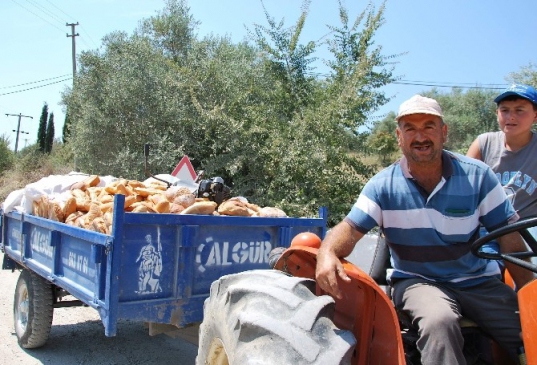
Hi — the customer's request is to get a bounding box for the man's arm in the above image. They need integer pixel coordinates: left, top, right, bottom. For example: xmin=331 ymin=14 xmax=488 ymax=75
xmin=497 ymin=232 xmax=535 ymax=289
xmin=316 ymin=220 xmax=365 ymax=299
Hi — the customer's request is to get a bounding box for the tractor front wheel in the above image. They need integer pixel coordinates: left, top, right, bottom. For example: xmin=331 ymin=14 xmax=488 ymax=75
xmin=196 ymin=270 xmax=356 ymax=365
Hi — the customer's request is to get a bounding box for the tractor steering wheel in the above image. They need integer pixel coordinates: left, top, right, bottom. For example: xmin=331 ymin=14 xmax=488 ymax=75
xmin=471 ymin=217 xmax=537 ymax=274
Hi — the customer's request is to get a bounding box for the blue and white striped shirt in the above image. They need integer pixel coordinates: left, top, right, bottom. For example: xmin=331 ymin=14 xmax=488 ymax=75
xmin=346 ymin=151 xmax=518 ymax=286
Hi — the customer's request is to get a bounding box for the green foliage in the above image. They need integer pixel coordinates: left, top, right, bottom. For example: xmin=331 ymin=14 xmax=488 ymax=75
xmin=62 ymin=110 xmax=71 ymax=144
xmin=421 ymin=88 xmax=498 ymax=153
xmin=0 ymin=142 xmax=74 ymax=204
xmin=249 ymin=0 xmax=316 ymax=120
xmin=366 ymin=111 xmax=398 ymax=164
xmin=63 ymin=0 xmax=397 ymax=225
xmin=367 ymin=131 xmax=398 ymax=165
xmin=37 ymin=103 xmax=48 ymax=153
xmin=138 ymin=0 xmax=199 ymax=65
xmin=324 ymin=0 xmax=398 ymax=129
xmin=0 ymin=134 xmax=14 ymax=173
xmin=45 ymin=113 xmax=54 ymax=154
xmin=506 ymin=62 xmax=537 ymax=87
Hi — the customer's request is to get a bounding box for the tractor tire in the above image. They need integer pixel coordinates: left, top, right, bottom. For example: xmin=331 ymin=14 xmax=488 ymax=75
xmin=13 ymin=269 xmax=54 ymax=349
xmin=196 ymin=270 xmax=356 ymax=365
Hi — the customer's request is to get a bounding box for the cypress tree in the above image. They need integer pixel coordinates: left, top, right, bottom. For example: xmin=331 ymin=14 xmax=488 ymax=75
xmin=45 ymin=112 xmax=55 ymax=153
xmin=37 ymin=103 xmax=48 ymax=153
xmin=62 ymin=110 xmax=71 ymax=143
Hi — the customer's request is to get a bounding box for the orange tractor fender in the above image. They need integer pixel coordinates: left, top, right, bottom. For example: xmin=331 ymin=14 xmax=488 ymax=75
xmin=274 ymin=233 xmax=406 ymax=365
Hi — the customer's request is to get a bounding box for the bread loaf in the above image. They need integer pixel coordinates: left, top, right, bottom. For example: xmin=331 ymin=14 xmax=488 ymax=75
xmin=83 ymin=175 xmax=100 ymax=187
xmin=181 ymin=201 xmax=217 ymax=215
xmin=154 ymin=200 xmax=170 ymax=213
xmin=62 ymin=197 xmax=77 ymax=217
xmin=173 ymin=193 xmax=196 ymax=208
xmin=217 ymin=200 xmax=251 ymax=216
xmin=258 ymin=207 xmax=287 ymax=218
xmin=48 ymin=201 xmax=64 ymax=222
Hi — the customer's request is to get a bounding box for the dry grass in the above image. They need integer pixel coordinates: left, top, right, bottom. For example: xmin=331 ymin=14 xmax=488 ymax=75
xmin=0 ymin=146 xmax=73 ymax=204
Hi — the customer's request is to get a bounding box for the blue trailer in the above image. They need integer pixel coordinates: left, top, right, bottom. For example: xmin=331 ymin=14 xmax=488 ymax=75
xmin=0 ymin=194 xmax=327 ymax=349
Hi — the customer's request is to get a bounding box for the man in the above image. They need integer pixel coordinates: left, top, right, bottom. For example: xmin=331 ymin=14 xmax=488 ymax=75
xmin=316 ymin=95 xmax=534 ymax=363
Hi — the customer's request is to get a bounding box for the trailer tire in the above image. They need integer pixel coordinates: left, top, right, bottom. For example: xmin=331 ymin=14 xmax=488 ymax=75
xmin=196 ymin=270 xmax=356 ymax=365
xmin=13 ymin=269 xmax=54 ymax=349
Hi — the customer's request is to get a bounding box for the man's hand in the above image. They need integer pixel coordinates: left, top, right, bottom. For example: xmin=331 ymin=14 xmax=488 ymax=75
xmin=316 ymin=249 xmax=350 ymax=299
xmin=315 ymin=221 xmax=363 ymax=299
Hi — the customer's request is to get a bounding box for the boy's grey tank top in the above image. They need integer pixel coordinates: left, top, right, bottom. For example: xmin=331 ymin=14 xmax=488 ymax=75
xmin=479 ymin=131 xmax=537 ymax=219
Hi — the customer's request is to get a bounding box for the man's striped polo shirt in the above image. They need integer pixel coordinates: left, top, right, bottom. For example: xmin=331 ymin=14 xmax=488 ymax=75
xmin=345 ymin=150 xmax=518 ymax=287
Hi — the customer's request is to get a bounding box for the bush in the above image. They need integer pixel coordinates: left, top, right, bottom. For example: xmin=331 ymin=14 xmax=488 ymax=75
xmin=0 ymin=143 xmax=74 ymax=204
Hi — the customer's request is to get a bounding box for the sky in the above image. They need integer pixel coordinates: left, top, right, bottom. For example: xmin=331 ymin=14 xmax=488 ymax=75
xmin=1 ymin=0 xmax=535 ymax=152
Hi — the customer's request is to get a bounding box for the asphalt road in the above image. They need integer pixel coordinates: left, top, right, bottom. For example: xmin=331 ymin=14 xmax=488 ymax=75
xmin=0 ymin=257 xmax=199 ymax=365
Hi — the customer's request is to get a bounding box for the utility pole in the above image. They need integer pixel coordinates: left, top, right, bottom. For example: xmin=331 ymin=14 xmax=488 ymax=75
xmin=66 ymin=22 xmax=79 ymax=83
xmin=6 ymin=113 xmax=33 ymax=153
xmin=66 ymin=22 xmax=79 ymax=171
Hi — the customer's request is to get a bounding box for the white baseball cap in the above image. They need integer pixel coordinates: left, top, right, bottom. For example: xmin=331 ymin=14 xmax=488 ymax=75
xmin=395 ymin=95 xmax=444 ymax=122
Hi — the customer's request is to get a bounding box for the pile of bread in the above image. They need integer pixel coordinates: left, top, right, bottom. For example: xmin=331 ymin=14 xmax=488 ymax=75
xmin=31 ymin=175 xmax=287 ymax=235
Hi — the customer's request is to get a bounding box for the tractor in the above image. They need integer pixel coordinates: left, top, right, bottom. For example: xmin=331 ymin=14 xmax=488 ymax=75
xmin=196 ymin=217 xmax=537 ymax=364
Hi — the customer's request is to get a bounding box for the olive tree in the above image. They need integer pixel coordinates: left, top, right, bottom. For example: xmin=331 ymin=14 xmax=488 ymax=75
xmin=63 ymin=0 xmax=397 ymax=224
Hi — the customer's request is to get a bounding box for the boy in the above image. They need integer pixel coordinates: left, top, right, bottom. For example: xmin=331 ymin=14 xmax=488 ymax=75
xmin=467 ymin=84 xmax=537 ymax=259
xmin=467 ymin=84 xmax=537 ymax=220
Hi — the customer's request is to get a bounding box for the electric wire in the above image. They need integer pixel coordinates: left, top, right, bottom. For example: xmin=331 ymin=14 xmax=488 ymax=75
xmin=42 ymin=0 xmax=99 ymax=48
xmin=393 ymin=81 xmax=507 ymax=90
xmin=25 ymin=0 xmax=66 ymax=26
xmin=0 ymin=75 xmax=72 ymax=90
xmin=303 ymin=71 xmax=508 ymax=89
xmin=0 ymin=78 xmax=72 ymax=96
xmin=44 ymin=0 xmax=76 ymax=21
xmin=10 ymin=0 xmax=64 ymax=33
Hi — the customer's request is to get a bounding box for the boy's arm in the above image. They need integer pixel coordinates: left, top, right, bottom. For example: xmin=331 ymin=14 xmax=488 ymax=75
xmin=466 ymin=138 xmax=482 ymax=160
xmin=497 ymin=233 xmax=535 ymax=289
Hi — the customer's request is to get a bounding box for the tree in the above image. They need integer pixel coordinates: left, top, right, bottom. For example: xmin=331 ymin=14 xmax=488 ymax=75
xmin=37 ymin=103 xmax=48 ymax=153
xmin=506 ymin=62 xmax=537 ymax=87
xmin=63 ymin=0 xmax=396 ymax=224
xmin=367 ymin=111 xmax=398 ymax=164
xmin=138 ymin=0 xmax=199 ymax=65
xmin=249 ymin=0 xmax=317 ymax=121
xmin=0 ymin=134 xmax=14 ymax=173
xmin=45 ymin=112 xmax=55 ymax=153
xmin=422 ymin=88 xmax=497 ymax=153
xmin=62 ymin=110 xmax=71 ymax=143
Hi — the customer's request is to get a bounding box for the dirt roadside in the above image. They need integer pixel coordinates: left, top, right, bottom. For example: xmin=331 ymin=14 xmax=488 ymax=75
xmin=0 ymin=256 xmax=198 ymax=365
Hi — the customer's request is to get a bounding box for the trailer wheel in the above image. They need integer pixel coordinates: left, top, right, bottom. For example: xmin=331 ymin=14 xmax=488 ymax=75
xmin=196 ymin=270 xmax=356 ymax=365
xmin=13 ymin=269 xmax=54 ymax=349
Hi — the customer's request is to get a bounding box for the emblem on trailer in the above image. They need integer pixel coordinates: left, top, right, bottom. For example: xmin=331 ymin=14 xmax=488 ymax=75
xmin=135 ymin=232 xmax=163 ymax=294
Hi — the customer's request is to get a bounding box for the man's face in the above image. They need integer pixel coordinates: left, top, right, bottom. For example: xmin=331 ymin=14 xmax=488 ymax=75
xmin=497 ymin=99 xmax=537 ymax=137
xmin=396 ymin=113 xmax=447 ymax=164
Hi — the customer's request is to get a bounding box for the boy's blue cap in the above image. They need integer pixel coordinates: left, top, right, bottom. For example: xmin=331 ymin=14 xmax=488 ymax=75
xmin=494 ymin=84 xmax=537 ymax=105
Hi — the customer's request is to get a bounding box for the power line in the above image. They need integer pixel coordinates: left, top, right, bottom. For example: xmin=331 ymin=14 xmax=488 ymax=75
xmin=42 ymin=0 xmax=99 ymax=49
xmin=0 ymin=75 xmax=72 ymax=90
xmin=304 ymin=71 xmax=509 ymax=89
xmin=10 ymin=0 xmax=64 ymax=33
xmin=392 ymin=81 xmax=507 ymax=90
xmin=79 ymin=24 xmax=100 ymax=49
xmin=0 ymin=78 xmax=72 ymax=96
xmin=25 ymin=0 xmax=66 ymax=25
xmin=305 ymin=71 xmax=509 ymax=90
xmin=5 ymin=113 xmax=33 ymax=153
xmin=396 ymin=79 xmax=507 ymax=87
xmin=44 ymin=0 xmax=76 ymax=21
